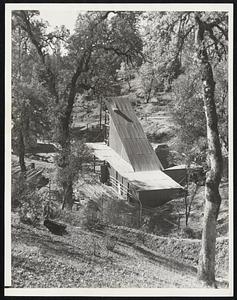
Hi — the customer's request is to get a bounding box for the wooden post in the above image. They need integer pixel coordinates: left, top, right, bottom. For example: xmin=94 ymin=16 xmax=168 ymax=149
xmin=104 ymin=110 xmax=107 ymax=125
xmin=137 ymin=196 xmax=142 ymax=228
xmin=99 ymin=97 xmax=102 ymax=130
xmin=93 ymin=155 xmax=96 ymax=173
xmin=101 ymin=197 xmax=103 ymax=221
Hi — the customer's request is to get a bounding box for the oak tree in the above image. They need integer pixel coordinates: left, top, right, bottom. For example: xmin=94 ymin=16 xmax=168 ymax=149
xmin=141 ymin=11 xmax=228 ymax=286
xmin=13 ymin=10 xmax=143 ymax=209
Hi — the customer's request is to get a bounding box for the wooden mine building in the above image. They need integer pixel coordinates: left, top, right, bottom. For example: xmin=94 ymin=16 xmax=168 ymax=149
xmin=87 ymin=96 xmax=184 ymax=207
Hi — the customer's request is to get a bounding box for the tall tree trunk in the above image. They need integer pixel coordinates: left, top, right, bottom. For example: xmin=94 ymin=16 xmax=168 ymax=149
xmin=184 ymin=167 xmax=190 ymax=227
xmin=99 ymin=96 xmax=102 ymax=130
xmin=127 ymin=77 xmax=132 ymax=92
xmin=18 ymin=128 xmax=26 ymax=172
xmin=17 ymin=11 xmax=93 ymax=211
xmin=23 ymin=112 xmax=31 ymax=152
xmin=146 ymin=77 xmax=154 ymax=103
xmin=58 ymin=116 xmax=74 ymax=211
xmin=186 ymin=182 xmax=199 ymax=226
xmin=195 ymin=14 xmax=223 ymax=287
xmin=58 ymin=53 xmax=92 ymax=211
xmin=62 ymin=181 xmax=73 ymax=210
xmin=57 ymin=57 xmax=91 ymax=210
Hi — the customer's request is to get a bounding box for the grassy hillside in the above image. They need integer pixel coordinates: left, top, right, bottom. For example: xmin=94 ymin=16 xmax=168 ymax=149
xmin=11 ymin=215 xmax=228 ymax=288
xmin=11 ymin=150 xmax=229 ymax=288
xmin=11 ymin=85 xmax=229 ymax=288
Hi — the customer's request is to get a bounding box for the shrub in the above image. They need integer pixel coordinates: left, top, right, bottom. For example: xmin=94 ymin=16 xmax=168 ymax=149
xmin=43 ymin=200 xmax=61 ymax=220
xmin=137 ymin=230 xmax=147 ymax=244
xmin=55 ymin=141 xmax=93 ymax=190
xmin=59 ymin=209 xmax=82 ymax=227
xmin=180 ymin=227 xmax=202 ymax=239
xmin=105 ymin=234 xmax=118 ymax=251
xmin=12 ymin=174 xmax=26 ymax=209
xmin=20 ymin=184 xmax=44 ymax=226
xmin=83 ymin=199 xmax=101 ymax=230
xmin=12 ymin=174 xmax=46 ymax=226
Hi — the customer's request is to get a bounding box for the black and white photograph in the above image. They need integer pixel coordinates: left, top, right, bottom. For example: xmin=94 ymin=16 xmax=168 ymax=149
xmin=4 ymin=3 xmax=233 ymax=297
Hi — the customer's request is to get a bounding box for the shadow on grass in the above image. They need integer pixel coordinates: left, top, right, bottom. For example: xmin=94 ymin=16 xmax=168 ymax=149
xmin=13 ymin=224 xmax=120 ymax=264
xmin=111 ymin=248 xmax=129 ymax=258
xmin=12 ymin=223 xmax=200 ymax=278
xmin=133 ymin=244 xmax=197 ymax=275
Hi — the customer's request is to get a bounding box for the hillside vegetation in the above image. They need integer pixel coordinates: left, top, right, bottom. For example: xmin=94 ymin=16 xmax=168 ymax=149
xmin=11 ymin=10 xmax=229 ymax=289
xmin=11 ymin=83 xmax=229 ymax=289
xmin=11 ymin=89 xmax=229 ymax=287
xmin=12 ymin=214 xmax=228 ymax=288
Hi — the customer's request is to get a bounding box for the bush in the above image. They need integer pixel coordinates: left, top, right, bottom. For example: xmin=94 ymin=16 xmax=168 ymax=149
xmin=55 ymin=141 xmax=93 ymax=189
xmin=82 ymin=199 xmax=101 ymax=230
xmin=12 ymin=174 xmax=26 ymax=209
xmin=12 ymin=173 xmax=48 ymax=226
xmin=105 ymin=234 xmax=118 ymax=251
xmin=180 ymin=227 xmax=202 ymax=239
xmin=43 ymin=200 xmax=61 ymax=220
xmin=59 ymin=209 xmax=82 ymax=227
xmin=137 ymin=230 xmax=147 ymax=244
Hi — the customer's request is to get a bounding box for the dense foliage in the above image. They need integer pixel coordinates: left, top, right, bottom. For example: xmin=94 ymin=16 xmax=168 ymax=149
xmin=11 ymin=9 xmax=229 ymax=287
xmin=136 ymin=11 xmax=228 ymax=164
xmin=12 ymin=10 xmax=143 ymax=209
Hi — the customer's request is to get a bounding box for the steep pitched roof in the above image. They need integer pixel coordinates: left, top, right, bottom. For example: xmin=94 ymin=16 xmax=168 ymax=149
xmin=86 ymin=142 xmax=182 ymax=191
xmin=106 ymin=96 xmax=163 ymax=172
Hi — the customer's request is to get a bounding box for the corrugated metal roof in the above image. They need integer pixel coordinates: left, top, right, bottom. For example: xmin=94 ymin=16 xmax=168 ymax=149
xmin=128 ymin=171 xmax=183 ymax=191
xmin=106 ymin=97 xmax=163 ymax=172
xmin=86 ymin=142 xmax=183 ymax=192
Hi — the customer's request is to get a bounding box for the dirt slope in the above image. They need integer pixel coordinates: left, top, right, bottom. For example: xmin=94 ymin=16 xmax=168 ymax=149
xmin=11 ymin=216 xmax=228 ymax=289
